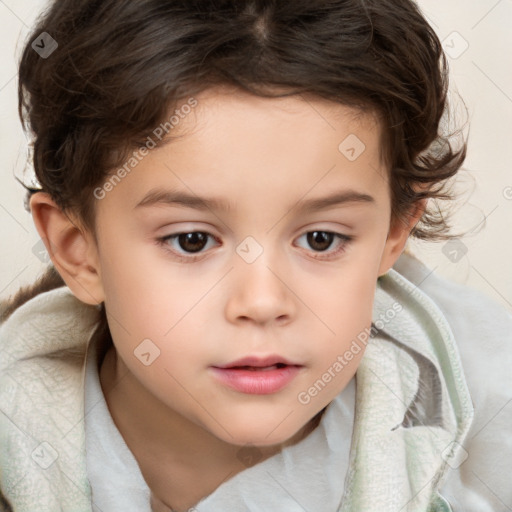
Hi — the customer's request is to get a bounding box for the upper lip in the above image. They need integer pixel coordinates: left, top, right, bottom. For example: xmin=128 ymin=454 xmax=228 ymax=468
xmin=213 ymin=355 xmax=302 ymax=369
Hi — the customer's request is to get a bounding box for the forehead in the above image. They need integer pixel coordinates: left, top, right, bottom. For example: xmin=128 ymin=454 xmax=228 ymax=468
xmin=99 ymin=86 xmax=389 ymax=215
xmin=187 ymin=86 xmax=381 ymax=137
xmin=163 ymin=87 xmax=385 ymax=178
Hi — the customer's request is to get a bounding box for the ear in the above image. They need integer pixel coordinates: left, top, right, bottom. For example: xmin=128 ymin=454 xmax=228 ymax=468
xmin=29 ymin=192 xmax=105 ymax=305
xmin=377 ymin=198 xmax=427 ymax=277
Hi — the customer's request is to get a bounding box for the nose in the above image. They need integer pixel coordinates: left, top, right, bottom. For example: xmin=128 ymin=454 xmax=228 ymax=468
xmin=224 ymin=251 xmax=296 ymax=327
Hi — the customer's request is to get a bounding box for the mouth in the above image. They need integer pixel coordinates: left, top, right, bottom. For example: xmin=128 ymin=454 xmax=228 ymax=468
xmin=214 ymin=355 xmax=302 ymax=370
xmin=226 ymin=363 xmax=290 ymax=371
xmin=210 ymin=356 xmax=304 ymax=394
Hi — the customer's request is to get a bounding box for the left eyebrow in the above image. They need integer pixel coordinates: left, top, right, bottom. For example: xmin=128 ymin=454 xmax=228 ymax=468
xmin=134 ymin=188 xmax=376 ymax=213
xmin=297 ymin=190 xmax=376 ymax=212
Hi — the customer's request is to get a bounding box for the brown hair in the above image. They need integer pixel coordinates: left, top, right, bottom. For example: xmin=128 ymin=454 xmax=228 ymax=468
xmin=4 ymin=0 xmax=467 ymax=322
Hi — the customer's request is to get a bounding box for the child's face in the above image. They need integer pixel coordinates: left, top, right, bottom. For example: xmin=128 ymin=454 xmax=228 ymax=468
xmin=89 ymin=87 xmax=409 ymax=447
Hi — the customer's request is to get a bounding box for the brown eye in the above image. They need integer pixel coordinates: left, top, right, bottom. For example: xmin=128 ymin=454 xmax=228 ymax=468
xmin=176 ymin=232 xmax=209 ymax=253
xmin=295 ymin=230 xmax=352 ymax=260
xmin=306 ymin=231 xmax=335 ymax=251
xmin=159 ymin=231 xmax=217 ymax=259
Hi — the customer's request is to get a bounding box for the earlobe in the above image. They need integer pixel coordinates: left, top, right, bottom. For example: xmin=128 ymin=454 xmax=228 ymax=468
xmin=377 ymin=198 xmax=427 ymax=277
xmin=29 ymin=192 xmax=105 ymax=305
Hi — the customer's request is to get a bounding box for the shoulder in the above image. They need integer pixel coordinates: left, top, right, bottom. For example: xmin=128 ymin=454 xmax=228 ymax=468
xmin=0 ymin=287 xmax=97 ymax=510
xmin=0 ymin=286 xmax=99 ymax=368
xmin=393 ymin=251 xmax=512 ymax=359
xmin=394 ymin=251 xmax=512 ymax=511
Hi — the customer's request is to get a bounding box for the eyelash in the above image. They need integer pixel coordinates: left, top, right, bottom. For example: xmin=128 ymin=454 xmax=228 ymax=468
xmin=156 ymin=230 xmax=353 ymax=262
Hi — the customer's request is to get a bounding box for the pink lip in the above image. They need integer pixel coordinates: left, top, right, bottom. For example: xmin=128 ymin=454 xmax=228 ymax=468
xmin=210 ymin=365 xmax=303 ymax=395
xmin=215 ymin=354 xmax=300 ymax=369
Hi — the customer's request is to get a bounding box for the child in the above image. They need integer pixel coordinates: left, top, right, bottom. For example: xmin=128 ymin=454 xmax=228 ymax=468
xmin=1 ymin=0 xmax=511 ymax=511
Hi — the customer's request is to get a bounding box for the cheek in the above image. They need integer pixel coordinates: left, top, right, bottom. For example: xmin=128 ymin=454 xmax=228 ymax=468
xmin=97 ymin=235 xmax=194 ymax=332
xmin=303 ymin=261 xmax=377 ymax=377
xmin=307 ymin=261 xmax=377 ymax=332
xmin=97 ymin=239 xmax=221 ymax=385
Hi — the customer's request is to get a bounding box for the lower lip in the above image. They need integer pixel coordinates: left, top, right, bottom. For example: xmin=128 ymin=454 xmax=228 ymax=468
xmin=210 ymin=365 xmax=302 ymax=394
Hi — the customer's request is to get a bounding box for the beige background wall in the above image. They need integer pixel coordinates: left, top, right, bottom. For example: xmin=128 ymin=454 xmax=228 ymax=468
xmin=1 ymin=0 xmax=511 ymax=312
